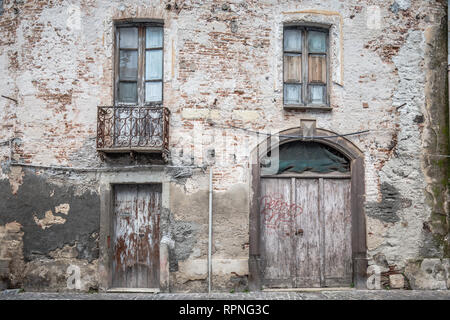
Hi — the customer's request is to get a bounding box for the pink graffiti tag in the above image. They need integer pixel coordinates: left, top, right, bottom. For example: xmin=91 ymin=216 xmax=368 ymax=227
xmin=260 ymin=194 xmax=303 ymax=234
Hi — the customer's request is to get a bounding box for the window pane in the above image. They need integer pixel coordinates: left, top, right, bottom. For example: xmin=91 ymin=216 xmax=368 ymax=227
xmin=310 ymin=85 xmax=325 ymax=104
xmin=119 ymin=50 xmax=138 ymax=81
xmin=308 ymin=55 xmax=327 ymax=83
xmin=284 ymin=29 xmax=302 ymax=52
xmin=284 ymin=54 xmax=302 ymax=83
xmin=119 ymin=82 xmax=137 ymax=103
xmin=308 ymin=31 xmax=326 ymax=53
xmin=145 ymin=81 xmax=162 ymax=102
xmin=146 ymin=50 xmax=163 ymax=80
xmin=119 ymin=27 xmax=138 ymax=48
xmin=284 ymin=84 xmax=301 ymax=104
xmin=146 ymin=27 xmax=163 ymax=48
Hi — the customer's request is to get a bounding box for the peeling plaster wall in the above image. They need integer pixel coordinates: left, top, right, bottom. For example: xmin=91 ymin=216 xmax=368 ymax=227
xmin=0 ymin=0 xmax=448 ymax=291
xmin=0 ymin=167 xmax=100 ymax=290
xmin=169 ymin=177 xmax=249 ymax=292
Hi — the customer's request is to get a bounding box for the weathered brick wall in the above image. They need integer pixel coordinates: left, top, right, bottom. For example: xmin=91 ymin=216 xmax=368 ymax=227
xmin=0 ymin=0 xmax=448 ymax=291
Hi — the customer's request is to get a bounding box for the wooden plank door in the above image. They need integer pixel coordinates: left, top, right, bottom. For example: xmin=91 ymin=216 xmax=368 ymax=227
xmin=292 ymin=178 xmax=321 ymax=287
xmin=260 ymin=178 xmax=295 ymax=288
xmin=260 ymin=177 xmax=352 ymax=288
xmin=112 ymin=184 xmax=161 ymax=288
xmin=322 ymin=178 xmax=352 ymax=286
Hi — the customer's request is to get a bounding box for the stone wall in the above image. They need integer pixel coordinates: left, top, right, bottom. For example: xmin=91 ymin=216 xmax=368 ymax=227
xmin=0 ymin=0 xmax=448 ymax=291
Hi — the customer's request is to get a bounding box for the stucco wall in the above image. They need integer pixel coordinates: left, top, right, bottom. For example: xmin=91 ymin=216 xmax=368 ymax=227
xmin=0 ymin=0 xmax=448 ymax=291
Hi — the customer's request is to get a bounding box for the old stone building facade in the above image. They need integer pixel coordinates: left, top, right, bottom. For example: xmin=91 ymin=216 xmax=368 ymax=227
xmin=0 ymin=0 xmax=448 ymax=292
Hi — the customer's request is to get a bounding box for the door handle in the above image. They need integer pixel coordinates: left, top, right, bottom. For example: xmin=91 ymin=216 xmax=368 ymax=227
xmin=295 ymin=228 xmax=304 ymax=236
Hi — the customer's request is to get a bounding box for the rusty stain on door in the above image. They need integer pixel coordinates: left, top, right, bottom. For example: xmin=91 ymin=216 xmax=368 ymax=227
xmin=112 ymin=184 xmax=161 ymax=288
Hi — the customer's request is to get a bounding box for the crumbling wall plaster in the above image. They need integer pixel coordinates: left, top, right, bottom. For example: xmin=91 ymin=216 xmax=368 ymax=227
xmin=0 ymin=0 xmax=448 ymax=291
xmin=0 ymin=168 xmax=100 ymax=290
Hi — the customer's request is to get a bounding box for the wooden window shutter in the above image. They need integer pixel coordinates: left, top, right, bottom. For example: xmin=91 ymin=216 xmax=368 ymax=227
xmin=283 ymin=28 xmax=302 ymax=105
xmin=283 ymin=26 xmax=329 ymax=108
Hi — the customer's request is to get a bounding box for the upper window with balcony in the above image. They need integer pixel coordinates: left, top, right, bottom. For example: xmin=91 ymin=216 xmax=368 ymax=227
xmin=115 ymin=22 xmax=164 ymax=105
xmin=283 ymin=26 xmax=329 ymax=110
xmin=96 ymin=22 xmax=169 ymax=160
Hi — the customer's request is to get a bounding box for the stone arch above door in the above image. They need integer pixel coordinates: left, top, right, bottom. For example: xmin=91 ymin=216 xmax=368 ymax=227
xmin=248 ymin=121 xmax=367 ymax=290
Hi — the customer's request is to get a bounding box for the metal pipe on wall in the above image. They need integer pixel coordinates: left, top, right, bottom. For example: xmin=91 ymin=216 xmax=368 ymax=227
xmin=208 ymin=166 xmax=213 ymax=293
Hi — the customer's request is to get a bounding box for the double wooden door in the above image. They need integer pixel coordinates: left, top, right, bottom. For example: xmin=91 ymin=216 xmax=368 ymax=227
xmin=260 ymin=177 xmax=352 ymax=288
xmin=112 ymin=184 xmax=161 ymax=288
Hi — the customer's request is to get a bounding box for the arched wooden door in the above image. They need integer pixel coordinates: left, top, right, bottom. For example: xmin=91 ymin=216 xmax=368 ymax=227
xmin=259 ymin=141 xmax=352 ymax=288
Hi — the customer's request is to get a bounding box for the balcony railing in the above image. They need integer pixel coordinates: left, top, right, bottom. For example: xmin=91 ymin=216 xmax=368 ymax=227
xmin=97 ymin=106 xmax=170 ymax=160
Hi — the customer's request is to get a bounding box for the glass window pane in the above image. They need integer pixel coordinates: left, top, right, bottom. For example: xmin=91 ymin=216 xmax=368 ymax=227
xmin=145 ymin=81 xmax=162 ymax=102
xmin=119 ymin=50 xmax=138 ymax=81
xmin=284 ymin=84 xmax=301 ymax=104
xmin=146 ymin=27 xmax=163 ymax=48
xmin=119 ymin=82 xmax=137 ymax=103
xmin=119 ymin=27 xmax=138 ymax=49
xmin=146 ymin=50 xmax=163 ymax=80
xmin=284 ymin=29 xmax=302 ymax=52
xmin=310 ymin=85 xmax=325 ymax=104
xmin=308 ymin=31 xmax=326 ymax=53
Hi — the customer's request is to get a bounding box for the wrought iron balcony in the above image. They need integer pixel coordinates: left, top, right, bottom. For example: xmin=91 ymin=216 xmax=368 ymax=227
xmin=97 ymin=106 xmax=170 ymax=160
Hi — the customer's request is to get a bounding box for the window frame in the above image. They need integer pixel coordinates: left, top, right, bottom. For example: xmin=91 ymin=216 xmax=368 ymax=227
xmin=114 ymin=21 xmax=164 ymax=106
xmin=283 ymin=25 xmax=331 ymax=110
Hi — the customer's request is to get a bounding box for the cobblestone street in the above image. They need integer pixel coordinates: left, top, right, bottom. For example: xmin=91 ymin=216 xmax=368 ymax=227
xmin=1 ymin=289 xmax=450 ymax=300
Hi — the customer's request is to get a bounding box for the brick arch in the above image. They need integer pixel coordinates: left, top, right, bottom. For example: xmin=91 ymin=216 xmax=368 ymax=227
xmin=248 ymin=125 xmax=367 ymax=290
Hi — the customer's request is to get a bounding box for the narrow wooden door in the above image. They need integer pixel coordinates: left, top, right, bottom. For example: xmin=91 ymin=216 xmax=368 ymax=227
xmin=260 ymin=177 xmax=351 ymax=288
xmin=293 ymin=178 xmax=321 ymax=287
xmin=260 ymin=178 xmax=296 ymax=287
xmin=322 ymin=179 xmax=352 ymax=286
xmin=112 ymin=184 xmax=161 ymax=288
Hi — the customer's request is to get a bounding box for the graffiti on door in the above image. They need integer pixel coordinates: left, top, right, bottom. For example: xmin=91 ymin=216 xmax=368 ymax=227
xmin=260 ymin=194 xmax=303 ymax=235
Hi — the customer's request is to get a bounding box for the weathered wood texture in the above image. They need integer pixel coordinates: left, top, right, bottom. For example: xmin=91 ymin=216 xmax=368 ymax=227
xmin=112 ymin=184 xmax=161 ymax=288
xmin=322 ymin=179 xmax=352 ymax=286
xmin=284 ymin=54 xmax=302 ymax=83
xmin=308 ymin=55 xmax=326 ymax=83
xmin=293 ymin=178 xmax=321 ymax=287
xmin=260 ymin=178 xmax=294 ymax=287
xmin=260 ymin=177 xmax=351 ymax=288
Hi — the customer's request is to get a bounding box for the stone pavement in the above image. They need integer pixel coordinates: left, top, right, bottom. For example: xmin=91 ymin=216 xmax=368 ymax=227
xmin=1 ymin=289 xmax=450 ymax=300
